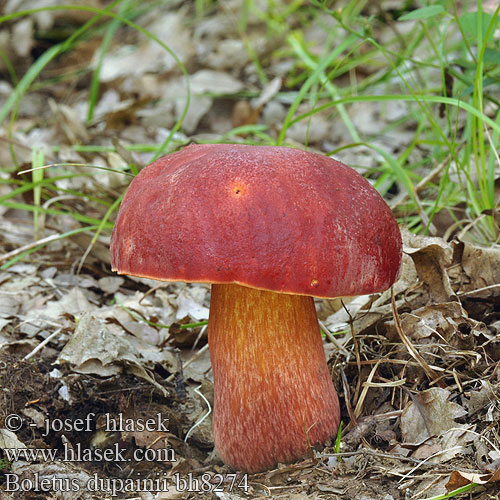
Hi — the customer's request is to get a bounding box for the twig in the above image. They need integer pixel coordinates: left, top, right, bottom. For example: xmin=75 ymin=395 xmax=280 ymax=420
xmin=23 ymin=328 xmax=63 ymax=360
xmin=166 ymin=342 xmax=209 ymax=383
xmin=340 ymin=368 xmax=357 ymax=425
xmin=391 ymin=288 xmax=445 ymax=388
xmin=342 ymin=299 xmax=362 ymax=410
xmin=457 ymin=283 xmax=500 ymax=297
xmin=398 ymin=446 xmax=463 ymax=483
xmin=0 ymin=233 xmax=63 ymax=263
xmin=354 ymin=358 xmax=383 ymax=418
xmin=318 ymin=320 xmax=350 ymax=356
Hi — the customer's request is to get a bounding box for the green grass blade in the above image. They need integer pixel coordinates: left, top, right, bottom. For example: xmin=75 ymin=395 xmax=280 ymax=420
xmin=88 ymin=0 xmax=131 ymax=122
xmin=276 ymin=32 xmax=358 ymax=145
xmin=31 ymin=147 xmax=44 ymax=240
xmin=0 ymin=0 xmax=125 ymax=125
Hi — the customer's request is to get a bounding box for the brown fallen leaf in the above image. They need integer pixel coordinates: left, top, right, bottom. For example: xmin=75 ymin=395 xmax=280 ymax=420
xmin=400 ymin=387 xmax=475 ymax=462
xmin=401 ymin=387 xmax=467 ymax=444
xmin=405 ymin=237 xmax=456 ymax=303
xmin=386 ymin=300 xmax=490 ymax=343
xmin=456 ymin=241 xmax=500 ymax=297
xmin=232 ymin=100 xmax=261 ymax=128
xmin=445 ymin=467 xmax=500 ymax=490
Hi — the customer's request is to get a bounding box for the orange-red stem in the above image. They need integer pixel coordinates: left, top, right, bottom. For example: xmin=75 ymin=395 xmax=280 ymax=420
xmin=208 ymin=283 xmax=340 ymax=473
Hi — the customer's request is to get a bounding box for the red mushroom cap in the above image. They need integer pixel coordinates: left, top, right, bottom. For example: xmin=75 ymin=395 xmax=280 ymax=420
xmin=110 ymin=143 xmax=401 ymax=297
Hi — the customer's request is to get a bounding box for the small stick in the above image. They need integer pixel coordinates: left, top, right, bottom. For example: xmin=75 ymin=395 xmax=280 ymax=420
xmin=318 ymin=320 xmax=349 ymax=356
xmin=166 ymin=342 xmax=209 ymax=383
xmin=340 ymin=368 xmax=357 ymax=426
xmin=174 ymin=348 xmax=186 ymax=400
xmin=0 ymin=233 xmax=62 ymax=263
xmin=24 ymin=328 xmax=63 ymax=360
xmin=391 ymin=288 xmax=445 ymax=388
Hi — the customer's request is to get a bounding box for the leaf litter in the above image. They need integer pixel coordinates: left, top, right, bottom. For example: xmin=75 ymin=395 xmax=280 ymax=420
xmin=0 ymin=1 xmax=500 ymax=499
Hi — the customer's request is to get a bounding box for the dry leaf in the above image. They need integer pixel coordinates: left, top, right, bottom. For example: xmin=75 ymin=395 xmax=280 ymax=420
xmin=11 ymin=17 xmax=33 ymax=57
xmin=405 ymin=234 xmax=455 ymax=302
xmin=253 ymin=76 xmax=282 ymax=110
xmin=58 ymin=312 xmax=170 ymax=375
xmin=286 ymin=111 xmax=330 ymax=144
xmin=206 ymin=38 xmax=249 ymax=70
xmin=445 ymin=467 xmax=500 ymax=490
xmin=175 ymin=286 xmax=210 ymax=321
xmin=0 ymin=429 xmax=26 ymax=450
xmin=98 ymin=276 xmax=124 ymax=294
xmin=401 ymin=387 xmax=467 ymax=441
xmin=232 ymin=100 xmax=260 ymax=128
xmin=385 ymin=301 xmax=489 ymax=343
xmin=464 ymin=380 xmax=498 ymax=420
xmin=190 ymin=69 xmax=244 ymax=94
xmin=58 ymin=313 xmax=132 ymax=376
xmin=97 ymin=9 xmax=194 ymax=82
xmin=458 ymin=241 xmax=500 ymax=297
xmin=28 ymin=287 xmax=96 ymax=322
xmin=48 ymin=99 xmax=89 ymax=143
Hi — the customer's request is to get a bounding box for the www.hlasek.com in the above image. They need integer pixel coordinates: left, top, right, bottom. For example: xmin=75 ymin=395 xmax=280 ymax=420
xmin=3 ymin=441 xmax=174 ymax=462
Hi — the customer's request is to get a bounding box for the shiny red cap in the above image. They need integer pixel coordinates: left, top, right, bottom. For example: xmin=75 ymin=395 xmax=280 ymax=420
xmin=110 ymin=143 xmax=402 ymax=298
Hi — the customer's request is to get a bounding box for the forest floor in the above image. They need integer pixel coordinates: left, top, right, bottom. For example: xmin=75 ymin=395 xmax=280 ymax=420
xmin=0 ymin=1 xmax=499 ymax=499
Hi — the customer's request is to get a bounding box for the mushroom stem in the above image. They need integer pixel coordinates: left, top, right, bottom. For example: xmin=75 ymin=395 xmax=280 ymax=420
xmin=208 ymin=283 xmax=340 ymax=473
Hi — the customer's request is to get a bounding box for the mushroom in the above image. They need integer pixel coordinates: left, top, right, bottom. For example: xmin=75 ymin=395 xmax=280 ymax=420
xmin=110 ymin=143 xmax=402 ymax=473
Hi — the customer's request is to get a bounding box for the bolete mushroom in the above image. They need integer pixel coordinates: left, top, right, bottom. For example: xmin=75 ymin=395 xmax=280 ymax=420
xmin=110 ymin=143 xmax=402 ymax=473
